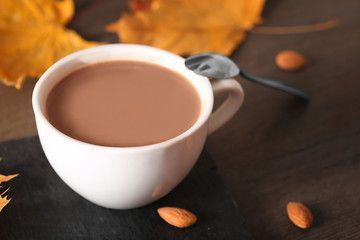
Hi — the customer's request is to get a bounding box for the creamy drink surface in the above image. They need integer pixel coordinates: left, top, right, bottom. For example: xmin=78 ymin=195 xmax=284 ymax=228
xmin=46 ymin=61 xmax=201 ymax=147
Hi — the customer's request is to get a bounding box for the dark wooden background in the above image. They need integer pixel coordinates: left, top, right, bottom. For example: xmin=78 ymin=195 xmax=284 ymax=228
xmin=0 ymin=0 xmax=359 ymax=239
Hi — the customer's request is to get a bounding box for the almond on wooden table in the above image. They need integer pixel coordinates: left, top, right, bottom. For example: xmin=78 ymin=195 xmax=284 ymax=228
xmin=276 ymin=50 xmax=309 ymax=71
xmin=286 ymin=201 xmax=314 ymax=229
xmin=157 ymin=207 xmax=197 ymax=228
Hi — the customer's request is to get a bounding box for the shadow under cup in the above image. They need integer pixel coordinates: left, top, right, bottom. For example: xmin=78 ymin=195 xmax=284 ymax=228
xmin=32 ymin=44 xmax=214 ymax=209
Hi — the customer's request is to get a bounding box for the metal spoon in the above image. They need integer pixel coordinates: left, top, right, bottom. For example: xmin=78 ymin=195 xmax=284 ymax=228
xmin=185 ymin=53 xmax=311 ymax=101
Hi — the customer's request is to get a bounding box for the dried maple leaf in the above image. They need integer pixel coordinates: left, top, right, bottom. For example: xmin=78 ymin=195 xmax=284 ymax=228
xmin=106 ymin=0 xmax=265 ymax=56
xmin=0 ymin=0 xmax=100 ymax=89
xmin=129 ymin=0 xmax=152 ymax=12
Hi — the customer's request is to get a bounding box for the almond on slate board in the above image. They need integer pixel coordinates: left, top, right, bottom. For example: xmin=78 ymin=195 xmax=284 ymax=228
xmin=157 ymin=207 xmax=197 ymax=228
xmin=276 ymin=50 xmax=309 ymax=71
xmin=286 ymin=202 xmax=314 ymax=229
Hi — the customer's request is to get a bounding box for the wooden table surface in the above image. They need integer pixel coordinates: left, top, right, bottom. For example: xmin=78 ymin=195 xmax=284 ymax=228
xmin=1 ymin=0 xmax=359 ymax=239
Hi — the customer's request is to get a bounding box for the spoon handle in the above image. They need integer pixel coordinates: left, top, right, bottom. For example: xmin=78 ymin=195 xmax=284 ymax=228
xmin=239 ymin=70 xmax=311 ymax=101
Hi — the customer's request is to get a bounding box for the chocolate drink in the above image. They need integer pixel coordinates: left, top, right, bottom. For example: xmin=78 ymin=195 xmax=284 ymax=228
xmin=46 ymin=61 xmax=201 ymax=147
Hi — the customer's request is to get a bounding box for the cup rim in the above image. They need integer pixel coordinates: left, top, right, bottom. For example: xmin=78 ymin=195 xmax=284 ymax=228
xmin=32 ymin=44 xmax=214 ymax=151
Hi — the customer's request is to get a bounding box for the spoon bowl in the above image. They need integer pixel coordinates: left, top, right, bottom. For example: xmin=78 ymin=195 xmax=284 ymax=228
xmin=185 ymin=53 xmax=240 ymax=79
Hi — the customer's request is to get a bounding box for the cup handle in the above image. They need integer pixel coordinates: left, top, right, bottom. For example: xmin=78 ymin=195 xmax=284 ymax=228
xmin=208 ymin=79 xmax=244 ymax=135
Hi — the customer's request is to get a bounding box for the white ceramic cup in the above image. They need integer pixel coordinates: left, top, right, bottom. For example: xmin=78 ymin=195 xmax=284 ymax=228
xmin=32 ymin=44 xmax=244 ymax=209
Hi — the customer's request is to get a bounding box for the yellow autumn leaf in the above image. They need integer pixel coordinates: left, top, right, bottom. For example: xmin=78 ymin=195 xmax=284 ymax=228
xmin=106 ymin=0 xmax=265 ymax=56
xmin=0 ymin=174 xmax=18 ymax=212
xmin=0 ymin=195 xmax=11 ymax=212
xmin=0 ymin=0 xmax=100 ymax=89
xmin=0 ymin=174 xmax=19 ymax=184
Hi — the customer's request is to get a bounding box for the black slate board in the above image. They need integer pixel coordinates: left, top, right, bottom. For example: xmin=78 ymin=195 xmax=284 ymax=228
xmin=0 ymin=136 xmax=251 ymax=240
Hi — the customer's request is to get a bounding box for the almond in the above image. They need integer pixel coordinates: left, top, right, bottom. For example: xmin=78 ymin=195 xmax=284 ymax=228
xmin=286 ymin=201 xmax=314 ymax=229
xmin=276 ymin=50 xmax=309 ymax=71
xmin=157 ymin=207 xmax=197 ymax=228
